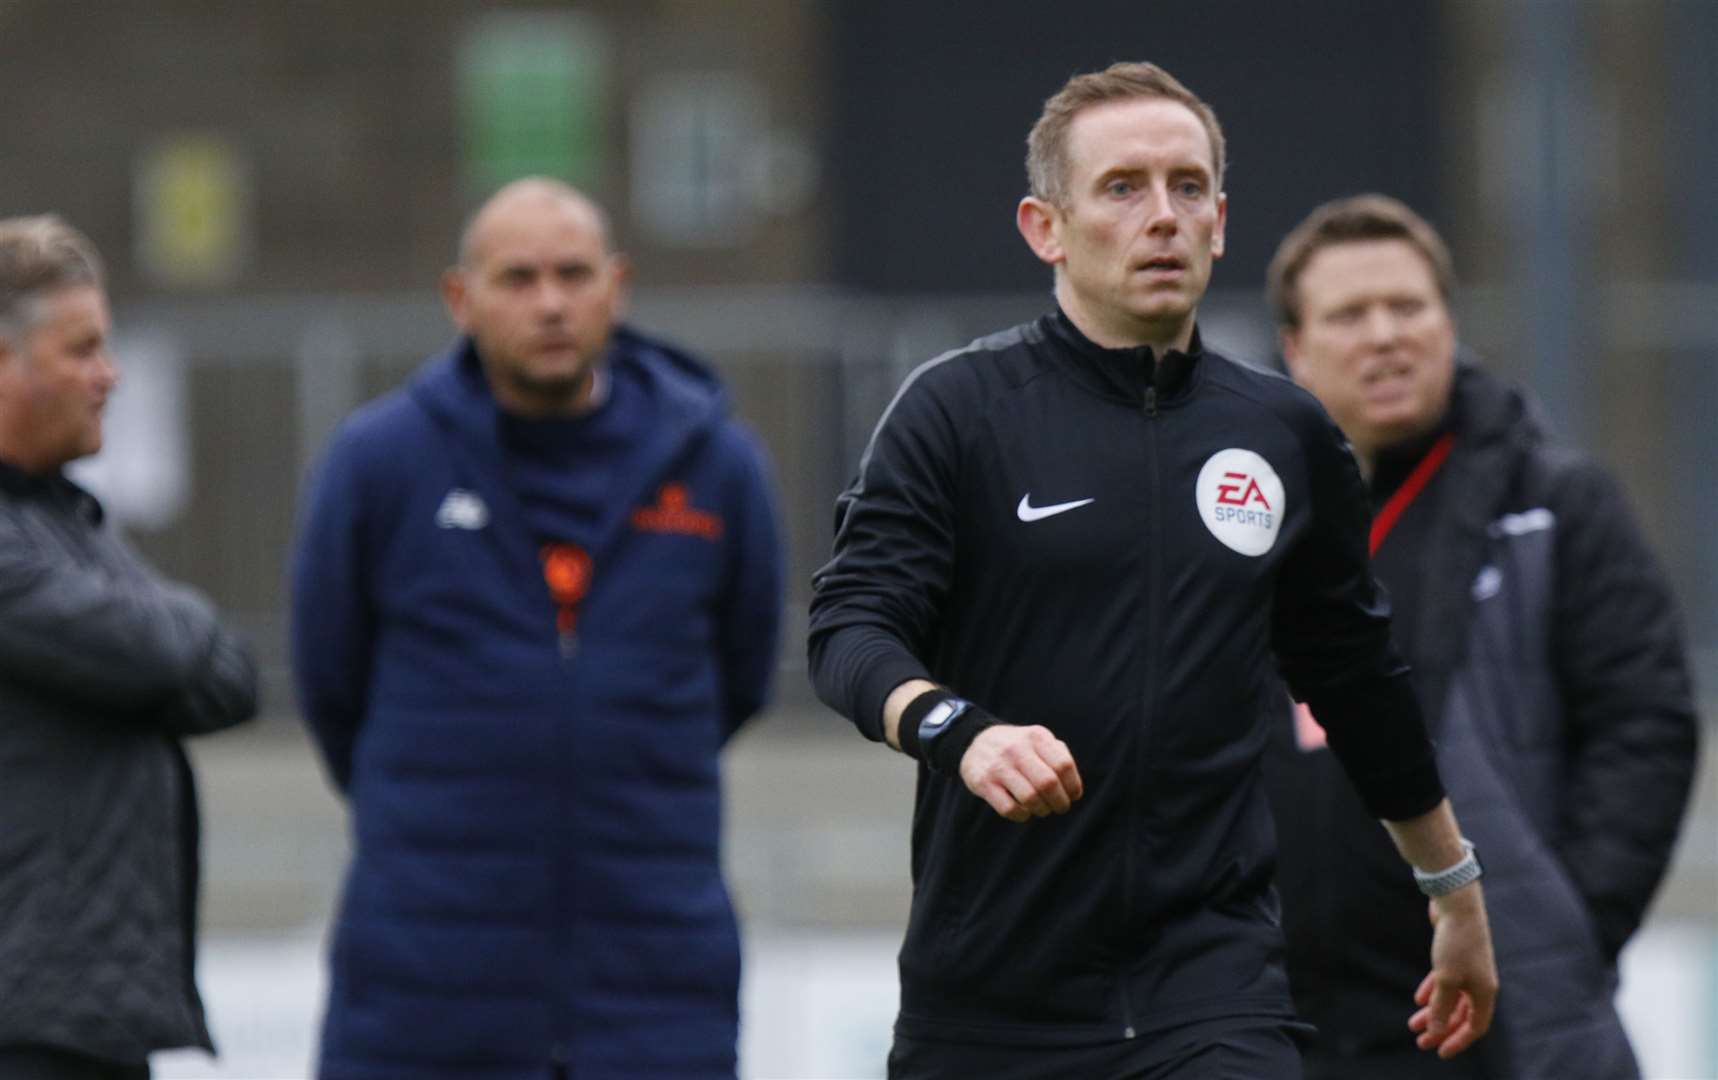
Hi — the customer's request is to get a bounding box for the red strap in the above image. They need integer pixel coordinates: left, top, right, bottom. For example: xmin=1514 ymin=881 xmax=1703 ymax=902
xmin=1368 ymin=432 xmax=1454 ymax=556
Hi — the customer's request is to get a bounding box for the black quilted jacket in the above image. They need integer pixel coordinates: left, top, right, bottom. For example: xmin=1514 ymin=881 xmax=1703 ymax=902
xmin=1267 ymin=362 xmax=1700 ymax=1079
xmin=0 ymin=464 xmax=257 ymax=1062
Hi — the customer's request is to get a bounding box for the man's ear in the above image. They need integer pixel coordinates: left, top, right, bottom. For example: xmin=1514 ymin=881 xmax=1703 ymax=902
xmin=607 ymin=253 xmax=633 ymax=321
xmin=0 ymin=336 xmax=20 ymax=403
xmin=439 ymin=267 xmax=469 ymax=331
xmin=1016 ymin=197 xmax=1065 ymax=267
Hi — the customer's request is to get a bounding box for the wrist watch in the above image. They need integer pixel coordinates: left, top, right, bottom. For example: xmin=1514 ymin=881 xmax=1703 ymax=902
xmin=917 ymin=697 xmax=972 ymax=761
xmin=1413 ymin=839 xmax=1483 ymax=897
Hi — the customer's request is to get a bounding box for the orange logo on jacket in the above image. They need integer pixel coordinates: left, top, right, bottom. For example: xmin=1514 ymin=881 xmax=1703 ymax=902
xmin=541 ymin=543 xmax=592 ymax=638
xmin=632 ymin=484 xmax=722 ymax=540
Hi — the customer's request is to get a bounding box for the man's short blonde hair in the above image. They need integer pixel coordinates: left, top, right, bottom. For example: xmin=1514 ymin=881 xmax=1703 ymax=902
xmin=0 ymin=215 xmax=105 ymax=342
xmin=1026 ymin=61 xmax=1227 ymax=206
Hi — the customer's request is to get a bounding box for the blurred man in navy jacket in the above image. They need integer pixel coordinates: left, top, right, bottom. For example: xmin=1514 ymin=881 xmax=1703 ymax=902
xmin=291 ymin=178 xmax=783 ymax=1080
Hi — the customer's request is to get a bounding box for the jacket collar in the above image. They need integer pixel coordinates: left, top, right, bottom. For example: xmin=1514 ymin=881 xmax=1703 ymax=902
xmin=1044 ymin=307 xmax=1203 ymax=406
xmin=0 ymin=457 xmax=103 ymax=522
xmin=410 ymin=326 xmax=726 ymax=442
xmin=1448 ymin=353 xmax=1541 ymax=450
xmin=1369 ymin=352 xmax=1539 ymax=497
xmin=404 ymin=326 xmax=728 ymax=569
xmin=1402 ymin=353 xmax=1537 ymax=675
xmin=1370 ymin=416 xmax=1454 ymax=498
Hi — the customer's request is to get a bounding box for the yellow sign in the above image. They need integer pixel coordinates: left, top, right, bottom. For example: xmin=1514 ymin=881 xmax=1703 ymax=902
xmin=134 ymin=134 xmax=251 ymax=288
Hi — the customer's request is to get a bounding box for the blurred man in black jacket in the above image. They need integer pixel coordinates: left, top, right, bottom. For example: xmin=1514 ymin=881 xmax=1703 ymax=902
xmin=1265 ymin=194 xmax=1699 ymax=1080
xmin=0 ymin=215 xmax=258 ymax=1080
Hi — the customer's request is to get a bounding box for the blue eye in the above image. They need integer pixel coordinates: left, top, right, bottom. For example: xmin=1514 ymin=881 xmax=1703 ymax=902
xmin=1106 ymin=180 xmax=1133 ymax=197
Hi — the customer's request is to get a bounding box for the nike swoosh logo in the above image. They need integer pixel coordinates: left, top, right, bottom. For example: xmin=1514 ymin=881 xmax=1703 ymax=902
xmin=1017 ymin=494 xmax=1095 ymax=522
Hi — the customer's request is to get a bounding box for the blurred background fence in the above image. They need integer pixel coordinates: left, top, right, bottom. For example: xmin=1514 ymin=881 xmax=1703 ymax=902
xmin=1 ymin=0 xmax=1713 ymax=1076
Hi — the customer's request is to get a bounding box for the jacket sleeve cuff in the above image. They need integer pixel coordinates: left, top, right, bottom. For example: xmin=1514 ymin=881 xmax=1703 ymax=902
xmin=1304 ymin=670 xmax=1446 ymax=821
xmin=856 ymin=653 xmax=934 ymax=744
xmin=808 ymin=622 xmax=933 ymax=744
xmin=1348 ymin=756 xmax=1446 ymax=821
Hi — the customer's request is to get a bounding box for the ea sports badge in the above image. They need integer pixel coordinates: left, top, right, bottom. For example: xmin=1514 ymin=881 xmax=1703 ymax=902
xmin=1196 ymin=448 xmax=1284 ymax=556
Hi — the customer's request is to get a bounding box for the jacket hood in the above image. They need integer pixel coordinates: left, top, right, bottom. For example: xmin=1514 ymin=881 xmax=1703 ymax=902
xmin=408 ymin=324 xmax=727 ymax=438
xmin=404 ymin=324 xmax=731 ymax=560
xmin=1451 ymin=350 xmax=1552 ymax=454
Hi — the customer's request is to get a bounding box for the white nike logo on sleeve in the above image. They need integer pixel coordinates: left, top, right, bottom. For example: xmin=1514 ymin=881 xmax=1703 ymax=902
xmin=1016 ymin=494 xmax=1095 ymax=522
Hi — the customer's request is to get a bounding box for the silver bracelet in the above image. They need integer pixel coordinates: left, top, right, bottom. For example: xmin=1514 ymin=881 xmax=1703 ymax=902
xmin=1413 ymin=838 xmax=1483 ymax=897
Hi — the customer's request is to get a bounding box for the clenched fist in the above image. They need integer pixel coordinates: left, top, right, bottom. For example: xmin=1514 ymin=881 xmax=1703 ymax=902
xmin=958 ymin=724 xmax=1084 ymax=822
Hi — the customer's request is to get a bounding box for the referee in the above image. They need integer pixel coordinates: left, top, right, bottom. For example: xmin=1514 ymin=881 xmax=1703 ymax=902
xmin=809 ymin=62 xmax=1499 ymax=1079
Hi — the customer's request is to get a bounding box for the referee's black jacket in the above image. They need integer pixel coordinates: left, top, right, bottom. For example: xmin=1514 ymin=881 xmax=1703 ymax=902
xmin=809 ymin=310 xmax=1445 ymax=1049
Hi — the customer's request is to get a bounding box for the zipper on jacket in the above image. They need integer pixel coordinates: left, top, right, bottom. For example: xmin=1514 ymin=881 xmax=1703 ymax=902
xmin=1119 ymin=371 xmax=1162 ymax=1039
xmin=543 ymin=542 xmax=590 ymax=662
xmin=552 ymin=648 xmax=582 ymax=1063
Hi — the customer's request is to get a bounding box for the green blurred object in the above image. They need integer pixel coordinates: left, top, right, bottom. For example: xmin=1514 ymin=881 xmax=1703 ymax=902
xmin=458 ymin=12 xmax=609 ymax=197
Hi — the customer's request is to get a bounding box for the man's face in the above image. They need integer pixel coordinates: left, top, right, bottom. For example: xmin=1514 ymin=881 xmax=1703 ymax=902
xmin=0 ymin=285 xmax=118 ymax=470
xmin=443 ymin=193 xmax=627 ymax=415
xmin=1023 ymin=97 xmax=1226 ymax=348
xmin=1281 ymin=239 xmax=1456 ymax=458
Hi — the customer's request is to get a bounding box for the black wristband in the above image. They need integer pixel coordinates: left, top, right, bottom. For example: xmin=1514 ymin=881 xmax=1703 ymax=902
xmin=897 ymin=689 xmax=996 ymax=773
